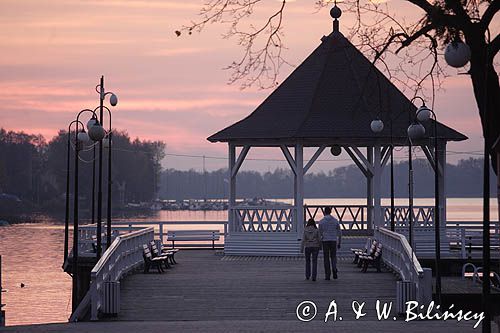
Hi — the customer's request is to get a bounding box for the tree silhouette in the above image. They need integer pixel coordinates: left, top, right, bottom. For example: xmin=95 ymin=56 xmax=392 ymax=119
xmin=181 ymin=0 xmax=498 ymax=168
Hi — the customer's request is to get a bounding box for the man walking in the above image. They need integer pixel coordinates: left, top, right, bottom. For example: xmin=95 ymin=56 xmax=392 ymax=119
xmin=319 ymin=206 xmax=342 ymax=280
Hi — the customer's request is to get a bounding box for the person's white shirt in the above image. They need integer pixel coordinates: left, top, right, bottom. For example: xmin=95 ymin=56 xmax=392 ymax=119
xmin=319 ymin=214 xmax=341 ymax=243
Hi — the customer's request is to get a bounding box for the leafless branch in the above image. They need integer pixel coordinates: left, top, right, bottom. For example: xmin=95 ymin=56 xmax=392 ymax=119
xmin=179 ymin=0 xmax=290 ymax=89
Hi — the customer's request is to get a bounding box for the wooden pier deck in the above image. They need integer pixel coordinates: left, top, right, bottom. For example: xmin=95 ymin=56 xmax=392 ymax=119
xmin=5 ymin=250 xmax=497 ymax=332
xmin=111 ymin=250 xmax=488 ymax=331
xmin=116 ymin=251 xmax=397 ymax=321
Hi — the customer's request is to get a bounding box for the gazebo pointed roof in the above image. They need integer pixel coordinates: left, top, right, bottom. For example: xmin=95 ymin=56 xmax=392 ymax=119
xmin=208 ymin=16 xmax=467 ymax=145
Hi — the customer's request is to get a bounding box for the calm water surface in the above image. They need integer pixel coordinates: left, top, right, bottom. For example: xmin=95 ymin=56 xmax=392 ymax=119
xmin=0 ymin=198 xmax=497 ymax=326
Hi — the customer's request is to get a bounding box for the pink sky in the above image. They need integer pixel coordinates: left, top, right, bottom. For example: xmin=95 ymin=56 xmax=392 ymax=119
xmin=0 ymin=0 xmax=491 ymax=172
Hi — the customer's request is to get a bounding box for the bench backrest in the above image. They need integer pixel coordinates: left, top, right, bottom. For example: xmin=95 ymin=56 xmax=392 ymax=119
xmin=167 ymin=230 xmax=220 ymax=239
xmin=142 ymin=244 xmax=153 ymax=260
xmin=373 ymin=243 xmax=383 ymax=259
xmin=149 ymin=241 xmax=162 ymax=257
xmin=368 ymin=240 xmax=378 ymax=255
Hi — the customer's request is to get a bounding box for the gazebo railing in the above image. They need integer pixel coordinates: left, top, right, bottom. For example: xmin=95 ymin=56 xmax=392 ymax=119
xmin=304 ymin=205 xmax=434 ymax=230
xmin=233 ymin=206 xmax=295 ymax=232
xmin=381 ymin=206 xmax=434 ymax=227
xmin=304 ymin=205 xmax=369 ymax=230
xmin=231 ymin=204 xmax=435 ymax=234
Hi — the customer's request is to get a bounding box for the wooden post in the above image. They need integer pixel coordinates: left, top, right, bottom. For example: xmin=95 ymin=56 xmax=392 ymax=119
xmin=295 ymin=144 xmax=304 ymax=235
xmin=228 ymin=143 xmax=236 ymax=233
xmin=373 ymin=144 xmax=382 ymax=228
xmin=366 ymin=147 xmax=374 ymax=230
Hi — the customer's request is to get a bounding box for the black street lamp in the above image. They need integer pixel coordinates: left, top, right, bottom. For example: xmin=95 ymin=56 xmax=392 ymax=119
xmin=370 ymin=118 xmax=395 ymax=231
xmin=94 ymin=76 xmax=118 ymax=258
xmin=64 ymin=120 xmax=84 ymax=264
xmin=65 ymin=109 xmax=104 ymax=312
xmin=99 ymin=105 xmax=114 ymax=249
xmin=406 ymin=98 xmax=427 ymax=251
xmin=412 ymin=99 xmax=442 ymax=306
xmin=86 ymin=116 xmax=98 ymax=227
xmin=407 ymin=117 xmax=425 ymax=250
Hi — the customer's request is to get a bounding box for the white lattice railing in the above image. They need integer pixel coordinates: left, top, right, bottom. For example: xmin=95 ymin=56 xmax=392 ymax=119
xmin=70 ymin=227 xmax=154 ymax=321
xmin=374 ymin=227 xmax=432 ymax=304
xmin=233 ymin=206 xmax=295 ymax=232
xmin=304 ymin=205 xmax=369 ymax=230
xmin=382 ymin=206 xmax=434 ymax=227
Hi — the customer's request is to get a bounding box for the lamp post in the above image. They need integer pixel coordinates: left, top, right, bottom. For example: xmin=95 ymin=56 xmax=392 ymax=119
xmin=390 ymin=118 xmax=395 ymax=232
xmin=94 ymin=76 xmax=118 ymax=257
xmin=99 ymin=105 xmax=114 ymax=249
xmin=413 ymin=100 xmax=442 ymax=306
xmin=64 ymin=120 xmax=84 ymax=264
xmin=69 ymin=109 xmax=104 ymax=312
xmin=87 ymin=116 xmax=98 ymax=226
xmin=406 ymin=98 xmax=427 ymax=251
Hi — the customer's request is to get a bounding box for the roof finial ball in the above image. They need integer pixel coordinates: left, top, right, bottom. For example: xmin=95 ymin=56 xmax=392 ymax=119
xmin=330 ymin=2 xmax=342 ymax=32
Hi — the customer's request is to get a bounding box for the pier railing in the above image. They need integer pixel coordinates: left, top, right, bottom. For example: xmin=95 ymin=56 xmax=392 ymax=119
xmin=233 ymin=206 xmax=294 ymax=232
xmin=112 ymin=221 xmax=228 ymax=248
xmin=374 ymin=227 xmax=432 ymax=305
xmin=381 ymin=206 xmax=434 ymax=227
xmin=303 ymin=205 xmax=435 ymax=231
xmin=304 ymin=205 xmax=368 ymax=230
xmin=78 ymin=221 xmax=228 ymax=249
xmin=70 ymin=227 xmax=154 ymax=321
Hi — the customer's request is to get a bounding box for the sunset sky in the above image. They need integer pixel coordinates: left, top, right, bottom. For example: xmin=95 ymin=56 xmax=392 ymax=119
xmin=0 ymin=0 xmax=495 ymax=172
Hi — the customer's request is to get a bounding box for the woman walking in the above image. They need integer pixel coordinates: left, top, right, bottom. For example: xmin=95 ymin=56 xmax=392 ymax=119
xmin=300 ymin=218 xmax=321 ymax=281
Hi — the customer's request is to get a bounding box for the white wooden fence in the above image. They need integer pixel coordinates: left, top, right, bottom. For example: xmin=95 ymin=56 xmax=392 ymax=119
xmin=233 ymin=206 xmax=295 ymax=232
xmin=382 ymin=206 xmax=434 ymax=226
xmin=70 ymin=227 xmax=154 ymax=321
xmin=374 ymin=227 xmax=432 ymax=305
xmin=304 ymin=205 xmax=368 ymax=230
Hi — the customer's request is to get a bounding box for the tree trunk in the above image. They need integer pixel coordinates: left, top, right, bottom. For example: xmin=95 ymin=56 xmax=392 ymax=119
xmin=465 ymin=27 xmax=500 ymax=170
xmin=465 ymin=25 xmax=500 ymax=231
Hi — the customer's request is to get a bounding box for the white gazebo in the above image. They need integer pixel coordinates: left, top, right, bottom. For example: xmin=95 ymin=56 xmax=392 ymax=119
xmin=208 ymin=9 xmax=467 ymax=256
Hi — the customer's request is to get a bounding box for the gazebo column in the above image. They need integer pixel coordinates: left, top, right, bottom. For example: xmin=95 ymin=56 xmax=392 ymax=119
xmin=228 ymin=144 xmax=250 ymax=233
xmin=345 ymin=145 xmax=375 ymax=231
xmin=373 ymin=144 xmax=382 ymax=227
xmin=228 ymin=143 xmax=236 ymax=233
xmin=281 ymin=144 xmax=303 ymax=234
xmin=421 ymin=141 xmax=447 ymax=234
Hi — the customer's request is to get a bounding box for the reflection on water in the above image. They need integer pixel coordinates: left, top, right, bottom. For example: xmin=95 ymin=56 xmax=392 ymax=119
xmin=0 ymin=219 xmax=72 ymax=326
xmin=0 ymin=198 xmax=497 ymax=326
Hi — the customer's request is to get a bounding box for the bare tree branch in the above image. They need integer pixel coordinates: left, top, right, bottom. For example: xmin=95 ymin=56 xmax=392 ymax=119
xmin=179 ymin=0 xmax=289 ymax=89
xmin=480 ymin=0 xmax=499 ymax=30
xmin=490 ymin=33 xmax=500 ymax=60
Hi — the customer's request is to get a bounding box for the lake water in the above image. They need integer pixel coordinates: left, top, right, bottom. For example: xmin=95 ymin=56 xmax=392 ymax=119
xmin=0 ymin=198 xmax=498 ymax=326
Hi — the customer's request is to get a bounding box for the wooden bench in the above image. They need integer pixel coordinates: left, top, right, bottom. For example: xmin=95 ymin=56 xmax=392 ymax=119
xmin=359 ymin=242 xmax=383 ymax=273
xmin=351 ymin=238 xmax=374 ymax=264
xmin=149 ymin=240 xmax=177 ymax=266
xmin=166 ymin=230 xmax=220 ymax=249
xmin=142 ymin=245 xmax=165 ymax=274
